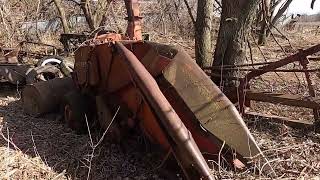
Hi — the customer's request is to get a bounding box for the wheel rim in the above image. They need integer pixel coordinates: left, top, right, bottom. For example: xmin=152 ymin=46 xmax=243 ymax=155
xmin=38 ymin=72 xmax=59 ymax=81
xmin=41 ymin=57 xmax=74 ymax=73
xmin=41 ymin=58 xmax=62 ymax=66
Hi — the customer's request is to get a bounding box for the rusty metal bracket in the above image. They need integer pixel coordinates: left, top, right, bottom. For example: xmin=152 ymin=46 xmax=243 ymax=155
xmin=239 ymin=44 xmax=320 ymax=126
xmin=208 ymin=44 xmax=320 ymax=127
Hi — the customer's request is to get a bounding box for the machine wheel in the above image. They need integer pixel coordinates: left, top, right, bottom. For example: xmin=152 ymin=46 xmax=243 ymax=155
xmin=62 ymin=91 xmax=94 ymax=134
xmin=25 ymin=65 xmax=63 ymax=84
xmin=37 ymin=55 xmax=74 ymax=75
xmin=37 ymin=55 xmax=64 ymax=67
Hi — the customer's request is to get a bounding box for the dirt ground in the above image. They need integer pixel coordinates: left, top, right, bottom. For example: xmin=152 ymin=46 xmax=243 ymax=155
xmin=0 ymin=28 xmax=320 ymax=180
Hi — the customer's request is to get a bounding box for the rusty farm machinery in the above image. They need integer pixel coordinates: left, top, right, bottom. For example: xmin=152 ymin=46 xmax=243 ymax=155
xmin=17 ymin=0 xmax=303 ymax=179
xmin=208 ymin=44 xmax=320 ymax=129
xmin=0 ymin=32 xmax=94 ymax=86
xmin=0 ymin=40 xmax=75 ymax=85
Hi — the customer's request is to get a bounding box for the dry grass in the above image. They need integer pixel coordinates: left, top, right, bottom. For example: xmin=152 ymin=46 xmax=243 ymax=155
xmin=232 ymin=28 xmax=320 ymax=179
xmin=0 ymin=28 xmax=320 ymax=179
xmin=0 ymin=86 xmax=164 ymax=180
xmin=0 ymin=147 xmax=66 ymax=180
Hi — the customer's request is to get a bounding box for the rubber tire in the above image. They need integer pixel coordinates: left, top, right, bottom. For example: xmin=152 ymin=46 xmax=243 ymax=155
xmin=37 ymin=55 xmax=64 ymax=67
xmin=62 ymin=91 xmax=94 ymax=134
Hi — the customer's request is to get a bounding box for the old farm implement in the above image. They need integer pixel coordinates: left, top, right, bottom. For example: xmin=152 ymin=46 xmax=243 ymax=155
xmin=0 ymin=40 xmax=73 ymax=85
xmin=208 ymin=44 xmax=320 ymax=128
xmin=22 ymin=0 xmax=275 ymax=179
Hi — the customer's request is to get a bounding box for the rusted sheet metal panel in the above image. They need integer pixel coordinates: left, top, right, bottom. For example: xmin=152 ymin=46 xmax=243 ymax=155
xmin=162 ymin=47 xmax=271 ymax=169
xmin=115 ymin=42 xmax=214 ymax=180
xmin=158 ymin=76 xmax=223 ymax=155
xmin=73 ymin=41 xmax=172 ymax=92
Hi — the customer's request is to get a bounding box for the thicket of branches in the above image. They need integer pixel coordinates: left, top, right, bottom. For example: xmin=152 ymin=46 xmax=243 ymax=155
xmin=0 ymin=0 xmax=317 ymax=70
xmin=0 ymin=0 xmax=199 ymax=46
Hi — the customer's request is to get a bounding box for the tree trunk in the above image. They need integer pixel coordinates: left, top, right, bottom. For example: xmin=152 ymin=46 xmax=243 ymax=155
xmin=271 ymin=0 xmax=293 ymax=26
xmin=80 ymin=0 xmax=95 ymax=31
xmin=212 ymin=0 xmax=259 ymax=87
xmin=53 ymin=0 xmax=70 ymax=33
xmin=258 ymin=21 xmax=267 ymax=45
xmin=195 ymin=0 xmax=214 ymax=68
xmin=258 ymin=0 xmax=270 ymax=45
xmin=93 ymin=0 xmax=111 ymax=28
xmin=79 ymin=0 xmax=111 ymax=31
xmin=262 ymin=0 xmax=292 ymax=37
xmin=270 ymin=0 xmax=281 ymax=14
xmin=183 ymin=0 xmax=196 ymax=25
xmin=311 ymin=0 xmax=317 ymax=9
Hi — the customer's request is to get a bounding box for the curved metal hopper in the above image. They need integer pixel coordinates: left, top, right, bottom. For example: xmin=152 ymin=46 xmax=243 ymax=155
xmin=161 ymin=46 xmax=274 ymax=175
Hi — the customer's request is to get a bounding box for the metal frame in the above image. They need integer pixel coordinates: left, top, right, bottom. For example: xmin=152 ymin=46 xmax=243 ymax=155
xmin=0 ymin=40 xmax=70 ymax=84
xmin=209 ymin=44 xmax=320 ymax=127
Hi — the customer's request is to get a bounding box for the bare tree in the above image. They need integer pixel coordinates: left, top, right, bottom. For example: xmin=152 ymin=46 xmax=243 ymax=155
xmin=256 ymin=0 xmax=293 ymax=45
xmin=270 ymin=0 xmax=293 ymax=26
xmin=79 ymin=0 xmax=112 ymax=31
xmin=258 ymin=0 xmax=270 ymax=45
xmin=212 ymin=0 xmax=259 ymax=87
xmin=64 ymin=0 xmax=111 ymax=31
xmin=183 ymin=0 xmax=196 ymax=25
xmin=53 ymin=0 xmax=70 ymax=33
xmin=0 ymin=0 xmax=40 ymax=44
xmin=311 ymin=0 xmax=317 ymax=9
xmin=195 ymin=0 xmax=214 ymax=68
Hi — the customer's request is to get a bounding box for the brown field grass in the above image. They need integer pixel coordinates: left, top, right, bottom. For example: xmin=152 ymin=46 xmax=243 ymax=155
xmin=0 ymin=28 xmax=320 ymax=179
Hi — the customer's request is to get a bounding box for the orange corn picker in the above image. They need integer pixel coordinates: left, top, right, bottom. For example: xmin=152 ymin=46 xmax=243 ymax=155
xmin=22 ymin=0 xmax=275 ymax=179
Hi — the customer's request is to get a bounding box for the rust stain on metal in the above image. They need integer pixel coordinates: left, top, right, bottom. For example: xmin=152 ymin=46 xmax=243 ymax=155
xmin=68 ymin=0 xmax=275 ymax=178
xmin=114 ymin=41 xmax=214 ymax=180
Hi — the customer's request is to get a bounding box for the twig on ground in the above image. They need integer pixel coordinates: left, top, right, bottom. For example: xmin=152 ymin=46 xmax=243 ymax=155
xmin=84 ymin=106 xmax=120 ymax=180
xmin=218 ymin=141 xmax=225 ymax=174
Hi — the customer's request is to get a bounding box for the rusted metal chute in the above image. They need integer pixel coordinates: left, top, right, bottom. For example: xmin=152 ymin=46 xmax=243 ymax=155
xmin=115 ymin=41 xmax=214 ymax=180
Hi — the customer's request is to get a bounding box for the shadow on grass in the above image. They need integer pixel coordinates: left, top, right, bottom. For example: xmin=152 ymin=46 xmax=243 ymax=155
xmin=0 ymin=85 xmax=168 ymax=180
